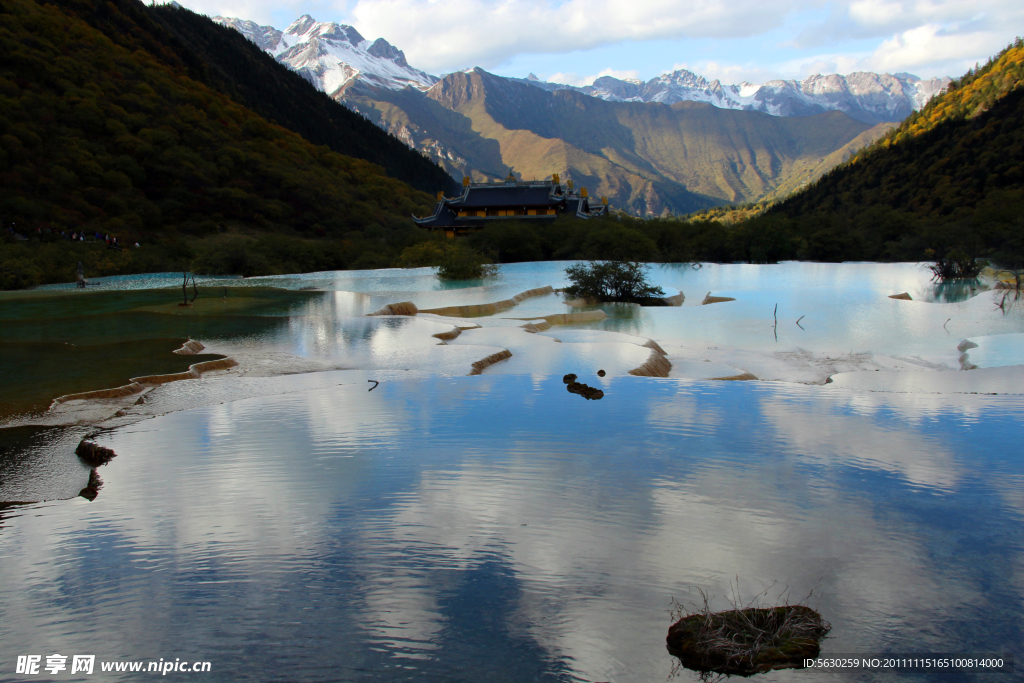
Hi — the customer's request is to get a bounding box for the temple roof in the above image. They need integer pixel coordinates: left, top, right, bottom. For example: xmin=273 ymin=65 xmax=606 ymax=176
xmin=413 ymin=179 xmax=608 ymax=228
xmin=451 ymin=185 xmax=563 ymax=208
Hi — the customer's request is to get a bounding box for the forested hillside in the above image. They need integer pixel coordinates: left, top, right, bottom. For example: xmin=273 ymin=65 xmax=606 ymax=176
xmin=765 ymin=40 xmax=1024 ymax=266
xmin=144 ymin=4 xmax=455 ymax=195
xmin=0 ymin=0 xmax=444 ymax=288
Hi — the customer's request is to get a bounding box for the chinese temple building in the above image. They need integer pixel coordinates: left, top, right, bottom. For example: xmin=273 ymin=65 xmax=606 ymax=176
xmin=414 ymin=173 xmax=609 ymax=237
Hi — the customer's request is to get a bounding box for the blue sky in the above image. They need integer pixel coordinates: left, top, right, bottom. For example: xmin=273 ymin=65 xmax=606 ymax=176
xmin=170 ymin=0 xmax=1022 ymax=84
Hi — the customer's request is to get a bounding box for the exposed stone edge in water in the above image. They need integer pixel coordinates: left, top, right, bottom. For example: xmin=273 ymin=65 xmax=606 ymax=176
xmin=468 ymin=349 xmax=513 ymax=375
xmin=643 ymin=338 xmax=667 ymax=355
xmin=628 ymin=347 xmax=672 ymax=377
xmin=432 ymin=327 xmax=463 ymax=341
xmin=510 ymin=310 xmax=608 ymax=325
xmin=419 ymin=286 xmax=555 ymax=318
xmin=172 ymin=339 xmax=206 ymax=355
xmin=709 ymin=372 xmax=758 ymax=381
xmin=52 ymin=383 xmax=146 ymax=404
xmin=51 ymin=358 xmax=239 ymax=405
xmin=702 ymin=292 xmax=736 ymax=305
xmin=521 ymin=320 xmax=552 ymax=333
xmin=131 ymin=358 xmax=240 ymax=385
xmin=368 ymin=301 xmax=419 ymax=316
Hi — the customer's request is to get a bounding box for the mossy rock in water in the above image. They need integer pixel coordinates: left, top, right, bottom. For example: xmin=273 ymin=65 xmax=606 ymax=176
xmin=667 ymin=605 xmax=830 ymax=676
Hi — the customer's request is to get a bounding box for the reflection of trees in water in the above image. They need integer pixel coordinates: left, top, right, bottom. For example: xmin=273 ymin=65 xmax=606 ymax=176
xmin=996 ymin=287 xmax=1022 ymax=314
xmin=927 ymin=280 xmax=982 ymax=303
xmin=593 ymin=303 xmax=646 ymax=335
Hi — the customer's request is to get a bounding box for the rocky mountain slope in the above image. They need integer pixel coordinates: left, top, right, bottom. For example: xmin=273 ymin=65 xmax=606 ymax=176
xmin=348 ymin=69 xmax=890 ymax=215
xmin=213 ymin=13 xmax=935 ymax=212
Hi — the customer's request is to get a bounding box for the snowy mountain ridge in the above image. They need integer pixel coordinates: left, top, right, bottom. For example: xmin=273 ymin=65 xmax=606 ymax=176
xmin=212 ymin=14 xmax=437 ymax=97
xmin=556 ymin=69 xmax=951 ymax=124
xmin=214 ymin=13 xmax=949 ymax=123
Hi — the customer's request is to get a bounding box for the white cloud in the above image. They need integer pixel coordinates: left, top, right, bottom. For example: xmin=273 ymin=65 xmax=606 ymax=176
xmin=546 ymin=68 xmax=642 ymax=86
xmin=169 ymin=0 xmax=1023 ymax=85
xmin=545 ymin=71 xmax=589 ymax=86
xmin=348 ymin=0 xmax=815 ymax=73
xmin=863 ymin=23 xmax=1001 ymax=72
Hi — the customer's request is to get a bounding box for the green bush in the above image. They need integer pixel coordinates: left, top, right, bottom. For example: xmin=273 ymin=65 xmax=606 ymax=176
xmin=564 ymin=260 xmax=665 ymax=302
xmin=437 ymin=243 xmax=498 ymax=281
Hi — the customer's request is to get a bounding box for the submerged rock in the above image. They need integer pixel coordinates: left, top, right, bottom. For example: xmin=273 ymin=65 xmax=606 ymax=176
xmin=667 ymin=605 xmax=830 ymax=676
xmin=597 ymin=369 xmax=606 ymax=377
xmin=562 ymin=373 xmax=578 ymax=384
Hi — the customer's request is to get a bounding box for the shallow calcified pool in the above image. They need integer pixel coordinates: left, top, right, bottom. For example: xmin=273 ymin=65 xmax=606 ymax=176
xmin=2 ymin=262 xmax=1023 ymax=681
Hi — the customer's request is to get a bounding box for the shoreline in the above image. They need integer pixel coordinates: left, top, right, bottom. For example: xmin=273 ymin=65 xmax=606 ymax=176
xmin=2 ymin=272 xmax=1022 ymax=435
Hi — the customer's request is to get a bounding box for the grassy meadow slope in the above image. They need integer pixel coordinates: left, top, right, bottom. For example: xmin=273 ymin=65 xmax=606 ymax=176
xmin=0 ymin=0 xmax=438 ymax=287
xmin=347 ymin=68 xmax=887 ymax=215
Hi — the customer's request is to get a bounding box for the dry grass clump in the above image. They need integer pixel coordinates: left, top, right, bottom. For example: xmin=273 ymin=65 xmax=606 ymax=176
xmin=76 ymin=441 xmax=117 ymax=467
xmin=667 ymin=581 xmax=830 ymax=677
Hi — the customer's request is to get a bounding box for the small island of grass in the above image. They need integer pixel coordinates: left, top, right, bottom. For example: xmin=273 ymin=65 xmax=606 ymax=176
xmin=666 ymin=589 xmax=831 ymax=676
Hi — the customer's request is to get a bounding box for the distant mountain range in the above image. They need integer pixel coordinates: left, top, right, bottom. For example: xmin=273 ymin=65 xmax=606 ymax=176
xmin=213 ymin=14 xmax=949 ymax=125
xmin=521 ymin=70 xmax=950 ymax=126
xmin=213 ymin=13 xmax=950 ymax=213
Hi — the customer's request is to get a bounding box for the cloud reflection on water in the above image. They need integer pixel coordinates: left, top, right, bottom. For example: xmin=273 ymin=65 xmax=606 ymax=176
xmin=1 ymin=375 xmax=1022 ymax=681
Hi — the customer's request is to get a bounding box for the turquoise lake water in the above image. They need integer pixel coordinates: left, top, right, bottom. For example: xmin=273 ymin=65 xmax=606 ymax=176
xmin=2 ymin=262 xmax=1022 ymax=681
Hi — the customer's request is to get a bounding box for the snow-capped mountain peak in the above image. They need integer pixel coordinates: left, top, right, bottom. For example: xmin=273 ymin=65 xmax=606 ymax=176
xmin=213 ymin=14 xmax=437 ymax=97
xmin=564 ymin=69 xmax=951 ymax=123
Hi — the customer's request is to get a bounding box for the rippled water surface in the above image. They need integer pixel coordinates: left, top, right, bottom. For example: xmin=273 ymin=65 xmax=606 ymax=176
xmin=3 ymin=262 xmax=1023 ymax=681
xmin=1 ymin=376 xmax=1022 ymax=681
